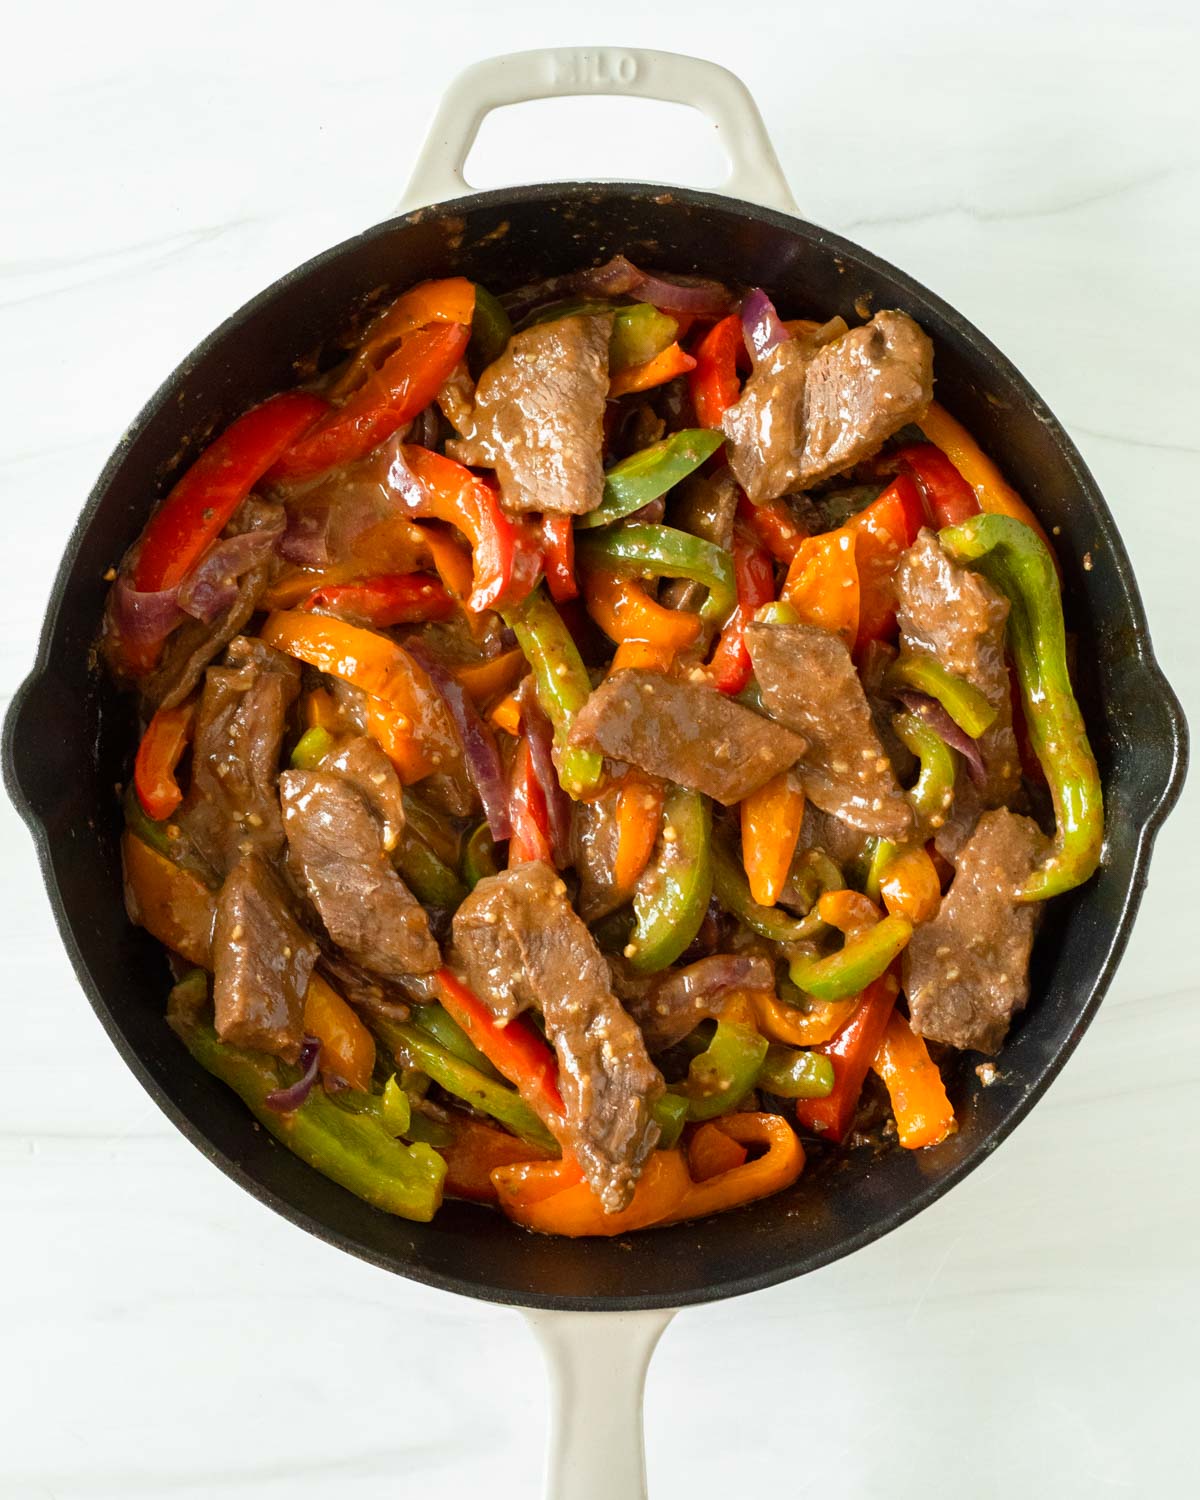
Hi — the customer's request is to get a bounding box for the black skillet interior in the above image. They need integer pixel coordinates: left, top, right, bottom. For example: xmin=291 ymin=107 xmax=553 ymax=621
xmin=5 ymin=184 xmax=1188 ymax=1311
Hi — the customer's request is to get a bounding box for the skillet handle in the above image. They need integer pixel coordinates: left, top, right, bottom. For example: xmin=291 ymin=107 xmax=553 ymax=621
xmin=398 ymin=48 xmax=797 ymax=215
xmin=524 ymin=1307 xmax=676 ymax=1500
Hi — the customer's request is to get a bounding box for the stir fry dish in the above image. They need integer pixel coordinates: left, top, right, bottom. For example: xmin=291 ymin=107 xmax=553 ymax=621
xmin=103 ymin=261 xmax=1103 ymax=1234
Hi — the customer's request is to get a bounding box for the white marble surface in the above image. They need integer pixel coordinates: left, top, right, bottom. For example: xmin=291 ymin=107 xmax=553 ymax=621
xmin=3 ymin=3 xmax=1197 ymax=1496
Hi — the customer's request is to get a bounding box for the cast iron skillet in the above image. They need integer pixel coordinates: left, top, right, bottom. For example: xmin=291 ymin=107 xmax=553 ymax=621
xmin=4 ymin=50 xmax=1187 ymax=1320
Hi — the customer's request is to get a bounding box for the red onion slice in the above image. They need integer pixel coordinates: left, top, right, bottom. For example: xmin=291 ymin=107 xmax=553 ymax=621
xmin=403 ymin=640 xmax=513 ymax=842
xmin=177 ymin=527 xmax=281 ymax=623
xmin=505 ymin=255 xmax=733 ymax=323
xmin=741 ymin=288 xmax=790 ymax=364
xmin=894 ymin=689 xmax=988 ymax=787
xmin=108 ymin=574 xmax=185 ymax=651
xmin=518 ymin=678 xmax=572 ymax=866
xmin=265 ymin=1038 xmax=322 ymax=1112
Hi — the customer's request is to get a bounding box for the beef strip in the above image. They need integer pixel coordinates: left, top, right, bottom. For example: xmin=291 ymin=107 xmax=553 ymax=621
xmin=797 ymin=802 xmax=871 ymax=869
xmin=723 ymin=311 xmax=934 ymax=502
xmin=446 ymin=312 xmax=613 ymax=515
xmin=177 ymin=636 xmax=300 ymax=878
xmin=571 ymin=786 xmax=626 ymax=923
xmin=211 ymin=853 xmax=318 ymax=1062
xmin=568 ymin=670 xmax=807 ymax=806
xmin=280 ymin=769 xmax=440 ymax=979
xmin=323 ymin=736 xmax=406 ymax=851
xmin=622 ymin=953 xmax=776 ymax=1052
xmin=658 ymin=468 xmax=740 ymax=614
xmin=747 ymin=621 xmax=913 ymax=839
xmin=895 ymin=529 xmax=1021 ymax=807
xmin=904 ymin=810 xmax=1048 ymax=1053
xmin=450 ymin=863 xmax=664 ymax=1213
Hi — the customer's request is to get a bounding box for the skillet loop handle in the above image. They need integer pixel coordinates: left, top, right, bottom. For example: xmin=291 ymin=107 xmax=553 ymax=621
xmin=525 ymin=1308 xmax=675 ymax=1500
xmin=398 ymin=48 xmax=797 ymax=215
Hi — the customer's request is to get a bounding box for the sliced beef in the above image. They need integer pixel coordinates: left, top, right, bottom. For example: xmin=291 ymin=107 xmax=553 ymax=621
xmin=177 ymin=636 xmax=300 ymax=877
xmin=724 ymin=311 xmax=934 ymax=502
xmin=211 ymin=853 xmax=318 ymax=1062
xmin=446 ymin=312 xmax=613 ymax=516
xmin=747 ymin=621 xmax=913 ymax=839
xmin=895 ymin=529 xmax=1020 ymax=806
xmin=568 ymin=670 xmax=807 ymax=806
xmin=323 ymin=736 xmax=406 ymax=852
xmin=622 ymin=953 xmax=775 ymax=1052
xmin=571 ymin=786 xmax=625 ymax=923
xmin=280 ymin=770 xmax=440 ymax=979
xmin=450 ymin=863 xmax=664 ymax=1213
xmin=659 ymin=469 xmax=740 ymax=614
xmin=904 ymin=810 xmax=1047 ymax=1053
xmin=798 ymin=802 xmax=871 ymax=870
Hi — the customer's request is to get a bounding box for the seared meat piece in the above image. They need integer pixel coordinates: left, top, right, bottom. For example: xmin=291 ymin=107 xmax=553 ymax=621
xmin=568 ymin=670 xmax=807 ymax=806
xmin=895 ymin=529 xmax=1021 ymax=807
xmin=659 ymin=469 xmax=740 ymax=614
xmin=747 ymin=622 xmax=913 ymax=839
xmin=451 ymin=863 xmax=664 ymax=1213
xmin=571 ymin=786 xmax=625 ymax=923
xmin=904 ymin=810 xmax=1047 ymax=1053
xmin=622 ymin=953 xmax=776 ymax=1051
xmin=447 ymin=313 xmax=613 ymax=515
xmin=323 ymin=736 xmax=406 ymax=851
xmin=798 ymin=801 xmax=871 ymax=869
xmin=724 ymin=311 xmax=933 ymax=502
xmin=212 ymin=853 xmax=318 ymax=1062
xmin=280 ymin=770 xmax=439 ymax=979
xmin=178 ymin=636 xmax=300 ymax=877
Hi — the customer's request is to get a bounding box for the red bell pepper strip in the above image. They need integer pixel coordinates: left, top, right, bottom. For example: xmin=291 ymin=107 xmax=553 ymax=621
xmin=541 ymin=514 xmax=578 ymax=603
xmin=133 ymin=700 xmax=197 ymax=821
xmin=388 ymin=445 xmax=539 ymax=613
xmin=843 ymin=474 xmax=927 ymax=656
xmin=133 ymin=390 xmax=328 ymax=599
xmin=435 ymin=968 xmax=565 ymax=1125
xmin=707 ymin=529 xmax=776 ymax=694
xmin=689 ymin=314 xmax=743 ymax=429
xmin=737 ymin=493 xmax=806 ymax=565
xmin=507 ymin=738 xmax=554 ymax=867
xmin=302 ymin=573 xmax=455 ymax=627
xmin=269 ymin=322 xmax=470 ymax=482
xmin=794 ymin=972 xmax=899 ymax=1143
xmin=890 ymin=443 xmax=980 ymax=528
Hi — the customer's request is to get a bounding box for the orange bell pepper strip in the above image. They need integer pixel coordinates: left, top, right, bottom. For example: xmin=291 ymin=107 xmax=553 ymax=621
xmin=489 ymin=692 xmax=523 ymax=736
xmin=878 ymin=846 xmax=942 ymax=924
xmin=439 ymin=1117 xmax=558 ymax=1204
xmin=613 ymin=775 xmax=666 ymax=893
xmin=782 ymin=526 xmax=860 ymax=649
xmin=794 ymin=972 xmax=899 ymax=1142
xmin=133 ymin=700 xmax=197 ymax=821
xmin=270 ymin=323 xmax=471 ymax=482
xmin=843 ymin=475 xmax=927 ymax=655
xmin=871 ymin=1010 xmax=956 ymax=1149
xmin=435 ymin=968 xmax=565 ymax=1126
xmin=414 ymin=520 xmax=476 ymax=603
xmin=918 ymin=402 xmax=1057 ymax=557
xmin=661 ymin=1113 xmax=804 ymax=1223
xmin=737 ymin=493 xmax=806 ymax=565
xmin=492 ymin=1149 xmax=693 ymax=1236
xmin=740 ymin=773 xmax=805 ymax=907
xmin=688 ymin=1123 xmax=748 ymax=1181
xmin=581 ymin=565 xmax=702 ymax=651
xmin=302 ymin=974 xmax=375 ymax=1092
xmin=751 ymin=990 xmax=858 ymax=1047
xmin=689 ymin=314 xmax=743 ymax=428
xmin=609 ymin=342 xmax=697 ymax=398
xmin=121 ymin=830 xmax=215 ymax=968
xmin=331 ymin=278 xmax=476 ymax=400
xmin=707 ymin=528 xmax=776 ymax=695
xmin=609 ymin=639 xmax=677 ymax=673
xmin=302 ymin=572 xmax=455 ymax=628
xmin=541 ymin=513 xmax=578 ymax=603
xmin=818 ymin=887 xmax=883 ymax=937
xmin=493 ymin=1154 xmax=587 ymax=1208
xmin=451 ymin=648 xmax=526 ymax=708
xmin=301 ymin=687 xmax=341 ymax=732
xmin=508 ymin=738 xmax=554 ymax=867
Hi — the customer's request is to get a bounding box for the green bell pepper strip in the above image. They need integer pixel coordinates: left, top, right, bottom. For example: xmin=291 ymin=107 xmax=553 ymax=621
xmin=788 ymin=915 xmax=913 ymax=1002
xmin=290 ymin=726 xmax=334 ymax=770
xmin=411 ymin=1001 xmax=501 ymax=1080
xmin=468 ymin=283 xmax=513 ymax=374
xmin=753 ymin=599 xmax=800 ymax=627
xmin=401 ymin=790 xmax=461 ymax=869
xmin=893 ymin=710 xmax=957 ymax=829
xmin=859 ymin=837 xmax=894 ymax=903
xmin=393 ymin=829 xmax=468 ymax=909
xmin=628 ymin=788 xmax=713 ymax=973
xmin=168 ymin=1012 xmax=447 ymax=1222
xmin=461 ymin=822 xmax=499 ymax=889
xmin=371 ymin=1016 xmax=559 ymax=1152
xmin=758 ymin=1044 xmax=836 ymax=1099
xmin=575 ymin=524 xmax=737 ymax=624
xmin=939 ymin=513 xmax=1104 ymax=900
xmin=711 ymin=828 xmax=827 ymax=945
xmin=650 ymin=1091 xmax=690 ymax=1149
xmin=576 ymin=430 xmax=727 ymax=531
xmin=522 ymin=299 xmax=677 ymax=370
xmin=122 ymin=783 xmax=175 ymax=858
xmin=335 ymin=1084 xmax=457 ymax=1147
xmin=381 ymin=1074 xmax=412 ymax=1136
xmin=735 ymin=677 xmax=766 ymax=715
xmin=504 ymin=585 xmax=603 ymax=796
xmin=885 ymin=655 xmax=998 ymax=739
xmin=678 ymin=1021 xmax=769 ymax=1121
